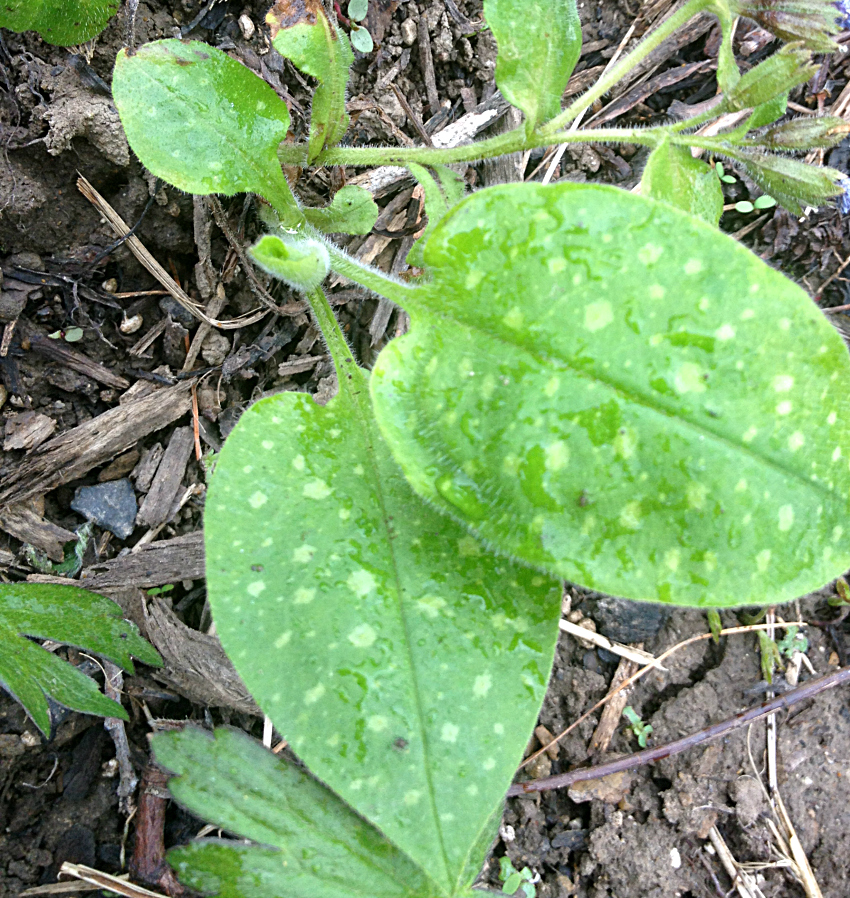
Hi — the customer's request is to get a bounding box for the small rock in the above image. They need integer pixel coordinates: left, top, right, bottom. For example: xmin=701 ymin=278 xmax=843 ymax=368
xmin=201 ymin=330 xmax=231 ymax=366
xmin=71 ymin=479 xmax=138 ymax=540
xmin=4 ymin=411 xmax=56 ymax=451
xmin=729 ymin=776 xmax=766 ymax=828
xmin=120 ymin=313 xmax=143 ymax=334
xmin=159 ymin=296 xmax=196 ymax=328
xmin=238 ymin=13 xmax=255 ymax=40
xmin=593 ymin=594 xmax=669 ymax=644
xmin=568 ymin=769 xmax=631 ymax=805
xmin=101 ymin=278 xmax=118 ymax=293
xmin=400 ymin=18 xmax=417 ymax=45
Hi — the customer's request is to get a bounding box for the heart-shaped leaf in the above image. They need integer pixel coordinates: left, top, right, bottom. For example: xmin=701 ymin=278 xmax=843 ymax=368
xmin=112 ymin=40 xmax=297 ymax=215
xmin=153 ymin=727 xmax=446 ymax=898
xmin=267 ymin=0 xmax=353 ymax=161
xmin=0 ymin=0 xmax=119 ymax=46
xmin=370 ymin=182 xmax=850 ymax=607
xmin=0 ymin=583 xmax=161 ymax=735
xmin=484 ymin=0 xmax=582 ymax=129
xmin=641 ymin=139 xmax=723 ymax=226
xmin=205 ymin=321 xmax=560 ymax=894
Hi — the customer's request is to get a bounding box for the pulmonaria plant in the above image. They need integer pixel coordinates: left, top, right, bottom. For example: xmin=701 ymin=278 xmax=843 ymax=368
xmin=40 ymin=0 xmax=850 ymax=894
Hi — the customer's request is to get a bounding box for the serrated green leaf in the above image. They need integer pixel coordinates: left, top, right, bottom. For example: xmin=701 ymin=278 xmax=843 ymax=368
xmin=205 ymin=334 xmax=560 ymax=893
xmin=154 ymin=727 xmax=444 ymax=898
xmin=267 ymin=0 xmax=353 ymax=161
xmin=406 ymin=163 xmax=466 ymax=266
xmin=641 ymin=140 xmax=724 ymax=226
xmin=370 ymin=182 xmax=850 ymax=608
xmin=303 ymin=185 xmax=379 ymax=235
xmin=250 ymin=235 xmax=330 ymax=292
xmin=112 ymin=40 xmax=297 ymax=215
xmin=484 ymin=0 xmax=581 ymax=129
xmin=0 ymin=0 xmax=119 ymax=46
xmin=0 ymin=583 xmax=161 ymax=735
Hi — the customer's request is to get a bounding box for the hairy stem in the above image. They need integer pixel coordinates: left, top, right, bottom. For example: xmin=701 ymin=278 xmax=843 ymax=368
xmin=541 ymin=0 xmax=715 ymax=135
xmin=306 ymin=285 xmax=359 ymax=378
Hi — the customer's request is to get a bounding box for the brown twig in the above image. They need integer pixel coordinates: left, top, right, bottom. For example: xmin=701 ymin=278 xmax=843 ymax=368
xmin=508 ymin=665 xmax=850 ymax=795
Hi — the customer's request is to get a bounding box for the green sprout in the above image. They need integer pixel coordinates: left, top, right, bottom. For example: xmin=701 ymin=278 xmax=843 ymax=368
xmin=499 ymin=857 xmax=536 ymax=898
xmin=623 ymin=706 xmax=653 ymax=748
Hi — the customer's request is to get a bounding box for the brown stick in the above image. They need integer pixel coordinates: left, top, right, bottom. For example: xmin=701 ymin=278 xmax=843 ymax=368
xmin=508 ymin=665 xmax=850 ymax=796
xmin=129 ymin=764 xmax=185 ymax=896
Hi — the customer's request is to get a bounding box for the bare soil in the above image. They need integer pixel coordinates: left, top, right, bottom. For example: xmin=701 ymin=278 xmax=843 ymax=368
xmin=1 ymin=2 xmax=850 ymax=897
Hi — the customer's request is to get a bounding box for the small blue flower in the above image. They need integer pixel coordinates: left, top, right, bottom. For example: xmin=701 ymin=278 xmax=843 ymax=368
xmin=837 ymin=0 xmax=850 ymax=29
xmin=837 ymin=176 xmax=850 ymax=214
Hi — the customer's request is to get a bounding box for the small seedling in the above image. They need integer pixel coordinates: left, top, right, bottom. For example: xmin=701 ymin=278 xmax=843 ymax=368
xmin=499 ymin=857 xmax=536 ymax=898
xmin=623 ymin=706 xmax=653 ymax=748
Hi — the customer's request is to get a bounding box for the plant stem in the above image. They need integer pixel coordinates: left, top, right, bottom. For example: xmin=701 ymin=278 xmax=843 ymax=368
xmin=306 ymin=285 xmax=358 ymax=379
xmin=317 ymin=126 xmax=663 ymax=168
xmin=540 ymin=0 xmax=715 ymax=135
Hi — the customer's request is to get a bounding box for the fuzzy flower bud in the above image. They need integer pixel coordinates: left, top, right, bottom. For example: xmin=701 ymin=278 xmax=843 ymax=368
xmin=731 ymin=0 xmax=841 ymax=51
xmin=725 ymin=45 xmax=817 ymax=110
xmin=737 ymin=151 xmax=845 ymax=213
xmin=759 ymin=116 xmax=850 ymax=149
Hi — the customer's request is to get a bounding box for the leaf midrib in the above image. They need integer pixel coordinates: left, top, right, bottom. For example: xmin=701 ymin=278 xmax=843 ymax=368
xmin=414 ymin=306 xmax=842 ymax=506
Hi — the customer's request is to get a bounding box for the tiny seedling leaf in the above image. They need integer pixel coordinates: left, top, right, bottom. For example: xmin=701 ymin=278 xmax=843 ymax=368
xmin=406 ymin=162 xmax=467 ymax=266
xmin=348 ymin=0 xmax=369 ymax=22
xmin=0 ymin=0 xmax=120 ymax=46
xmin=350 ymin=23 xmax=374 ymax=53
xmin=484 ymin=0 xmax=582 ymax=129
xmin=370 ymin=182 xmax=850 ymax=608
xmin=735 ymin=200 xmax=755 ymax=213
xmin=205 ymin=346 xmax=560 ymax=894
xmin=154 ymin=727 xmax=445 ymax=898
xmin=267 ymin=0 xmax=354 ymax=161
xmin=112 ymin=40 xmax=297 ymax=215
xmin=640 ymin=139 xmax=724 ymax=226
xmin=250 ymin=235 xmax=330 ymax=292
xmin=0 ymin=583 xmax=161 ymax=735
xmin=754 ymin=195 xmax=777 ymax=209
xmin=303 ymin=184 xmax=379 ymax=234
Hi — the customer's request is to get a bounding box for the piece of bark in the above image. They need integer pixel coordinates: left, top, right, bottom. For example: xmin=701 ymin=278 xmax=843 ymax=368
xmin=484 ymin=106 xmax=523 ymax=187
xmin=144 ymin=597 xmax=261 ymax=716
xmin=20 ymin=322 xmax=129 ymax=390
xmin=79 ymin=532 xmax=204 ymax=590
xmin=417 ymin=8 xmax=440 ymax=116
xmin=587 ymin=654 xmax=640 ymax=756
xmin=4 ymin=411 xmax=56 ymax=451
xmin=0 ymin=502 xmax=75 ymax=561
xmin=136 ymin=427 xmax=194 ymax=529
xmin=0 ymin=381 xmax=194 ymax=507
xmin=98 ymin=448 xmax=141 ymax=482
xmin=132 ymin=443 xmax=164 ymax=493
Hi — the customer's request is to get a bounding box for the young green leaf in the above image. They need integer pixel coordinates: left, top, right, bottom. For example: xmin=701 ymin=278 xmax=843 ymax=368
xmin=0 ymin=583 xmax=161 ymax=735
xmin=349 ymin=0 xmax=369 ymax=22
xmin=205 ymin=335 xmax=560 ymax=894
xmin=350 ymin=23 xmax=374 ymax=54
xmin=0 ymin=0 xmax=119 ymax=46
xmin=370 ymin=182 xmax=850 ymax=608
xmin=267 ymin=0 xmax=354 ymax=161
xmin=746 ymin=93 xmax=788 ymax=131
xmin=250 ymin=235 xmax=330 ymax=292
xmin=406 ymin=162 xmax=467 ymax=266
xmin=112 ymin=40 xmax=298 ymax=216
xmin=303 ymin=184 xmax=379 ymax=234
xmin=484 ymin=0 xmax=582 ymax=130
xmin=153 ymin=727 xmax=445 ymax=898
xmin=640 ymin=139 xmax=724 ymax=226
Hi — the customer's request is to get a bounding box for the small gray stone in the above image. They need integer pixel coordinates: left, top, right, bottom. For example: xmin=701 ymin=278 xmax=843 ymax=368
xmin=71 ymin=479 xmax=137 ymax=540
xmin=592 ymin=594 xmax=669 ymax=644
xmin=400 ymin=18 xmax=417 ymax=45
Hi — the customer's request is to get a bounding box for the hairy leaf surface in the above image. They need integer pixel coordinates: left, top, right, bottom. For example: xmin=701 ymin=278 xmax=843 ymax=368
xmin=641 ymin=140 xmax=723 ymax=226
xmin=205 ymin=356 xmax=560 ymax=894
xmin=112 ymin=40 xmax=297 ymax=213
xmin=407 ymin=163 xmax=466 ymax=266
xmin=484 ymin=0 xmax=581 ymax=129
xmin=0 ymin=583 xmax=161 ymax=735
xmin=303 ymin=185 xmax=379 ymax=234
xmin=0 ymin=0 xmax=119 ymax=45
xmin=268 ymin=0 xmax=353 ymax=160
xmin=370 ymin=182 xmax=850 ymax=607
xmin=154 ymin=727 xmax=444 ymax=898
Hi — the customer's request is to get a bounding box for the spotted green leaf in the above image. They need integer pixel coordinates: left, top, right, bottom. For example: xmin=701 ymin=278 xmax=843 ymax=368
xmin=303 ymin=185 xmax=379 ymax=235
xmin=370 ymin=182 xmax=850 ymax=608
xmin=112 ymin=40 xmax=297 ymax=215
xmin=205 ymin=335 xmax=560 ymax=894
xmin=484 ymin=0 xmax=581 ymax=129
xmin=640 ymin=139 xmax=723 ymax=226
xmin=267 ymin=0 xmax=353 ymax=161
xmin=0 ymin=583 xmax=161 ymax=735
xmin=153 ymin=727 xmax=446 ymax=898
xmin=0 ymin=0 xmax=119 ymax=45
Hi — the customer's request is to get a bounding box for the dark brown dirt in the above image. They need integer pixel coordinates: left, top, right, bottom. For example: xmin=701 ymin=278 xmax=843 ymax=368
xmin=1 ymin=1 xmax=850 ymax=897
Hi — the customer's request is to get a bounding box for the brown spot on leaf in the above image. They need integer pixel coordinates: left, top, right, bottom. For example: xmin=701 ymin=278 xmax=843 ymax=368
xmin=265 ymin=0 xmax=321 ymax=37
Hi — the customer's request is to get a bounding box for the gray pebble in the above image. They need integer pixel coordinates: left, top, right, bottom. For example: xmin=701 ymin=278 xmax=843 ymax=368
xmin=71 ymin=479 xmax=137 ymax=540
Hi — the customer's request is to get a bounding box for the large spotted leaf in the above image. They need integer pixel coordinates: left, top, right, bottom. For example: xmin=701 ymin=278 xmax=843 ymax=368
xmin=0 ymin=0 xmax=119 ymax=45
xmin=370 ymin=182 xmax=850 ymax=608
xmin=204 ymin=356 xmax=560 ymax=895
